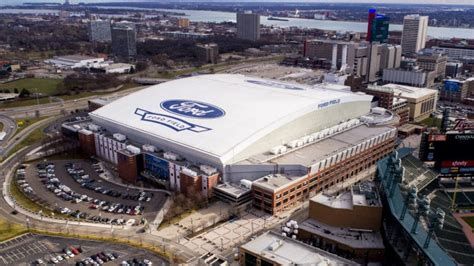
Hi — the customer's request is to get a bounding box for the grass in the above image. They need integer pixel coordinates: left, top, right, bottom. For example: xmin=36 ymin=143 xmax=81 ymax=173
xmin=0 ymin=219 xmax=27 ymax=242
xmin=462 ymin=216 xmax=474 ymax=229
xmin=420 ymin=117 xmax=442 ymax=129
xmin=0 ymin=82 xmax=140 ymax=109
xmin=7 ymin=123 xmax=48 ymax=158
xmin=149 ymin=55 xmax=285 ymax=79
xmin=158 ymin=210 xmax=194 ymax=230
xmin=0 ymin=78 xmax=63 ymax=95
xmin=0 ymin=96 xmax=53 ymax=109
xmin=13 ymin=116 xmax=49 ymax=138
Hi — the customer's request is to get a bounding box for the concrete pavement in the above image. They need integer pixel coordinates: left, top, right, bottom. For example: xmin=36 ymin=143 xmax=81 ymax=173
xmin=0 ymin=114 xmax=16 ymax=144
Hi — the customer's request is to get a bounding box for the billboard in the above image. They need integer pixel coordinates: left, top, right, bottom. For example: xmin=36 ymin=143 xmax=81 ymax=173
xmin=444 ymin=81 xmax=460 ymax=92
xmin=420 ymin=133 xmax=474 ymax=176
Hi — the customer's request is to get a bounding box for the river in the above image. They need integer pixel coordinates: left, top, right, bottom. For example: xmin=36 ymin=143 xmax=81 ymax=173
xmin=1 ymin=7 xmax=474 ymax=39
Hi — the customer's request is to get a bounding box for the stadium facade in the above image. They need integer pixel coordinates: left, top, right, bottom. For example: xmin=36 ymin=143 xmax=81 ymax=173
xmin=65 ymin=74 xmax=398 ymax=208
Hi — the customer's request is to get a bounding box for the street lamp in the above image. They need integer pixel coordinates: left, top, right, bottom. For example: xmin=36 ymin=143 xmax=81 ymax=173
xmin=411 ymin=196 xmax=430 ymax=234
xmin=424 ymin=208 xmax=445 ymax=249
xmin=399 ymin=185 xmax=417 ymax=221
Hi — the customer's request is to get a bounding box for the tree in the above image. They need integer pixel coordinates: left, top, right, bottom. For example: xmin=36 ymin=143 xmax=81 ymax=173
xmin=14 ymin=88 xmax=18 ymax=93
xmin=19 ymin=88 xmax=31 ymax=98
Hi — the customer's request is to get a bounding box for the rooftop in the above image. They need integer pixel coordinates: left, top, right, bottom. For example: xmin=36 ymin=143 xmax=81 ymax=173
xmin=240 ymin=231 xmax=354 ymax=265
xmin=311 ymin=181 xmax=382 ymax=209
xmin=54 ymin=54 xmax=100 ymax=61
xmin=300 ymin=218 xmax=385 ymax=249
xmin=381 ymin=84 xmax=438 ymax=100
xmin=90 ymin=74 xmax=372 ymax=165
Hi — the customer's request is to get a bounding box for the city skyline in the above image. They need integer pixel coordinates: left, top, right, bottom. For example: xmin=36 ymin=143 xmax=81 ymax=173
xmin=2 ymin=0 xmax=474 ymax=6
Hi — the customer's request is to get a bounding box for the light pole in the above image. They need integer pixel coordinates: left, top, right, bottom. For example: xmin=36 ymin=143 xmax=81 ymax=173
xmin=424 ymin=208 xmax=445 ymax=248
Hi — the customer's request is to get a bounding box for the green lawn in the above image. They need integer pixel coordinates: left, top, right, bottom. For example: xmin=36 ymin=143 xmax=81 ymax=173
xmin=13 ymin=116 xmax=49 ymax=138
xmin=420 ymin=117 xmax=442 ymax=129
xmin=0 ymin=78 xmax=63 ymax=95
xmin=462 ymin=216 xmax=474 ymax=229
xmin=7 ymin=122 xmax=48 ymax=158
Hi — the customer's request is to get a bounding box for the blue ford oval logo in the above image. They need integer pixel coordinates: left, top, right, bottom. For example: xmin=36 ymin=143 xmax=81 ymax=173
xmin=160 ymin=100 xmax=225 ymax=119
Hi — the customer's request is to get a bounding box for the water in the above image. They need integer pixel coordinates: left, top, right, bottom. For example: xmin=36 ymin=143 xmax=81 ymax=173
xmin=1 ymin=6 xmax=474 ymax=39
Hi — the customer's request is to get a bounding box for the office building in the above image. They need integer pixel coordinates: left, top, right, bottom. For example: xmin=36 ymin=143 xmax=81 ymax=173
xmin=366 ymin=9 xmax=390 ymax=44
xmin=88 ymin=20 xmax=112 ymax=42
xmin=416 ymin=49 xmax=448 ymax=80
xmin=440 ymin=77 xmax=474 ymax=103
xmin=236 ymin=12 xmax=260 ymax=41
xmin=432 ymin=44 xmax=474 ymax=59
xmin=298 ymin=181 xmax=385 ymax=262
xmin=445 ymin=62 xmax=463 ymax=78
xmin=380 ymin=83 xmax=438 ymax=122
xmin=239 ymin=231 xmax=353 ymax=265
xmin=111 ymin=25 xmax=137 ymax=57
xmin=401 ymin=15 xmax=429 ymax=56
xmin=196 ymin=43 xmax=219 ymax=64
xmin=383 ymin=67 xmax=436 ymax=88
xmin=363 ymin=85 xmax=410 ymax=125
xmin=303 ymin=40 xmax=400 ymax=82
xmin=177 ymin=18 xmax=190 ymax=28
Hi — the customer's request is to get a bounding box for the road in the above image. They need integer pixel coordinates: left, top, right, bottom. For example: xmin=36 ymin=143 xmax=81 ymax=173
xmin=0 ymin=116 xmax=59 ymax=159
xmin=0 ymin=115 xmax=16 ymax=145
xmin=0 ymin=86 xmax=146 ymax=119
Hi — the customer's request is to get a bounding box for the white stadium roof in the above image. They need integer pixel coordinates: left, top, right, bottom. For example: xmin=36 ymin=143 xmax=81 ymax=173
xmin=90 ymin=74 xmax=372 ymax=166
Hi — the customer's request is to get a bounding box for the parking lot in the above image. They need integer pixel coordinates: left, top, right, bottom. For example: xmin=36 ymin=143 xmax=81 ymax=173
xmin=22 ymin=159 xmax=167 ymax=224
xmin=0 ymin=233 xmax=167 ymax=265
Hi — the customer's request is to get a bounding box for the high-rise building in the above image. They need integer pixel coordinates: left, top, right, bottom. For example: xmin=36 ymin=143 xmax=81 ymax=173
xmin=111 ymin=25 xmax=137 ymax=57
xmin=236 ymin=12 xmax=260 ymax=41
xmin=303 ymin=39 xmax=401 ymax=82
xmin=416 ymin=49 xmax=448 ymax=80
xmin=88 ymin=20 xmax=112 ymax=43
xmin=196 ymin=43 xmax=219 ymax=64
xmin=401 ymin=15 xmax=429 ymax=56
xmin=366 ymin=9 xmax=390 ymax=44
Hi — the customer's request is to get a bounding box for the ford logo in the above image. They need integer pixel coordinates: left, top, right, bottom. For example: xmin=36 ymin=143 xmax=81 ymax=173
xmin=160 ymin=100 xmax=225 ymax=119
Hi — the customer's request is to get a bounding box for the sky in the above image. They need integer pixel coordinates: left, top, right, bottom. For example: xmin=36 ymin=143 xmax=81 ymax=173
xmin=1 ymin=0 xmax=474 ymax=5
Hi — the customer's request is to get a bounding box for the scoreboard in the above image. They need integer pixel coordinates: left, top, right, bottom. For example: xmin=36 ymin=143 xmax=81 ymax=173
xmin=419 ymin=132 xmax=474 ymax=176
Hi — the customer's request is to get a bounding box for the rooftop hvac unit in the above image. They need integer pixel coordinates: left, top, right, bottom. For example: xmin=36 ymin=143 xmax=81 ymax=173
xmin=163 ymin=151 xmax=180 ymax=161
xmin=126 ymin=145 xmax=141 ymax=155
xmin=311 ymin=132 xmax=320 ymax=140
xmin=301 ymin=136 xmax=311 ymax=144
xmin=240 ymin=179 xmax=252 ymax=189
xmin=181 ymin=167 xmax=198 ymax=177
xmin=279 ymin=146 xmax=287 ymax=153
xmin=142 ymin=144 xmax=156 ymax=153
xmin=270 ymin=146 xmax=281 ymax=155
xmin=200 ymin=165 xmax=217 ymax=175
xmin=296 ymin=139 xmax=304 ymax=147
xmin=88 ymin=124 xmax=101 ymax=132
xmin=113 ymin=133 xmax=127 ymax=142
xmin=287 ymin=140 xmax=299 ymax=149
xmin=307 ymin=135 xmax=315 ymax=143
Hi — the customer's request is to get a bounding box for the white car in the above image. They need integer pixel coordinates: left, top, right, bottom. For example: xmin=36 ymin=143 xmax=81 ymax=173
xmin=143 ymin=259 xmax=153 ymax=266
xmin=56 ymin=255 xmax=64 ymax=262
xmin=50 ymin=257 xmax=59 ymax=264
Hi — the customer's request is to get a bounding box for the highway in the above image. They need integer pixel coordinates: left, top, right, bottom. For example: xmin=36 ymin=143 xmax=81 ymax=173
xmin=0 ymin=114 xmax=17 ymax=145
xmin=0 ymin=86 xmax=147 ymax=119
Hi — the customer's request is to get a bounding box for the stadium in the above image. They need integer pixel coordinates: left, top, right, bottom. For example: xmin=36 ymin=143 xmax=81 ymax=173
xmin=66 ymin=74 xmax=398 ymax=211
